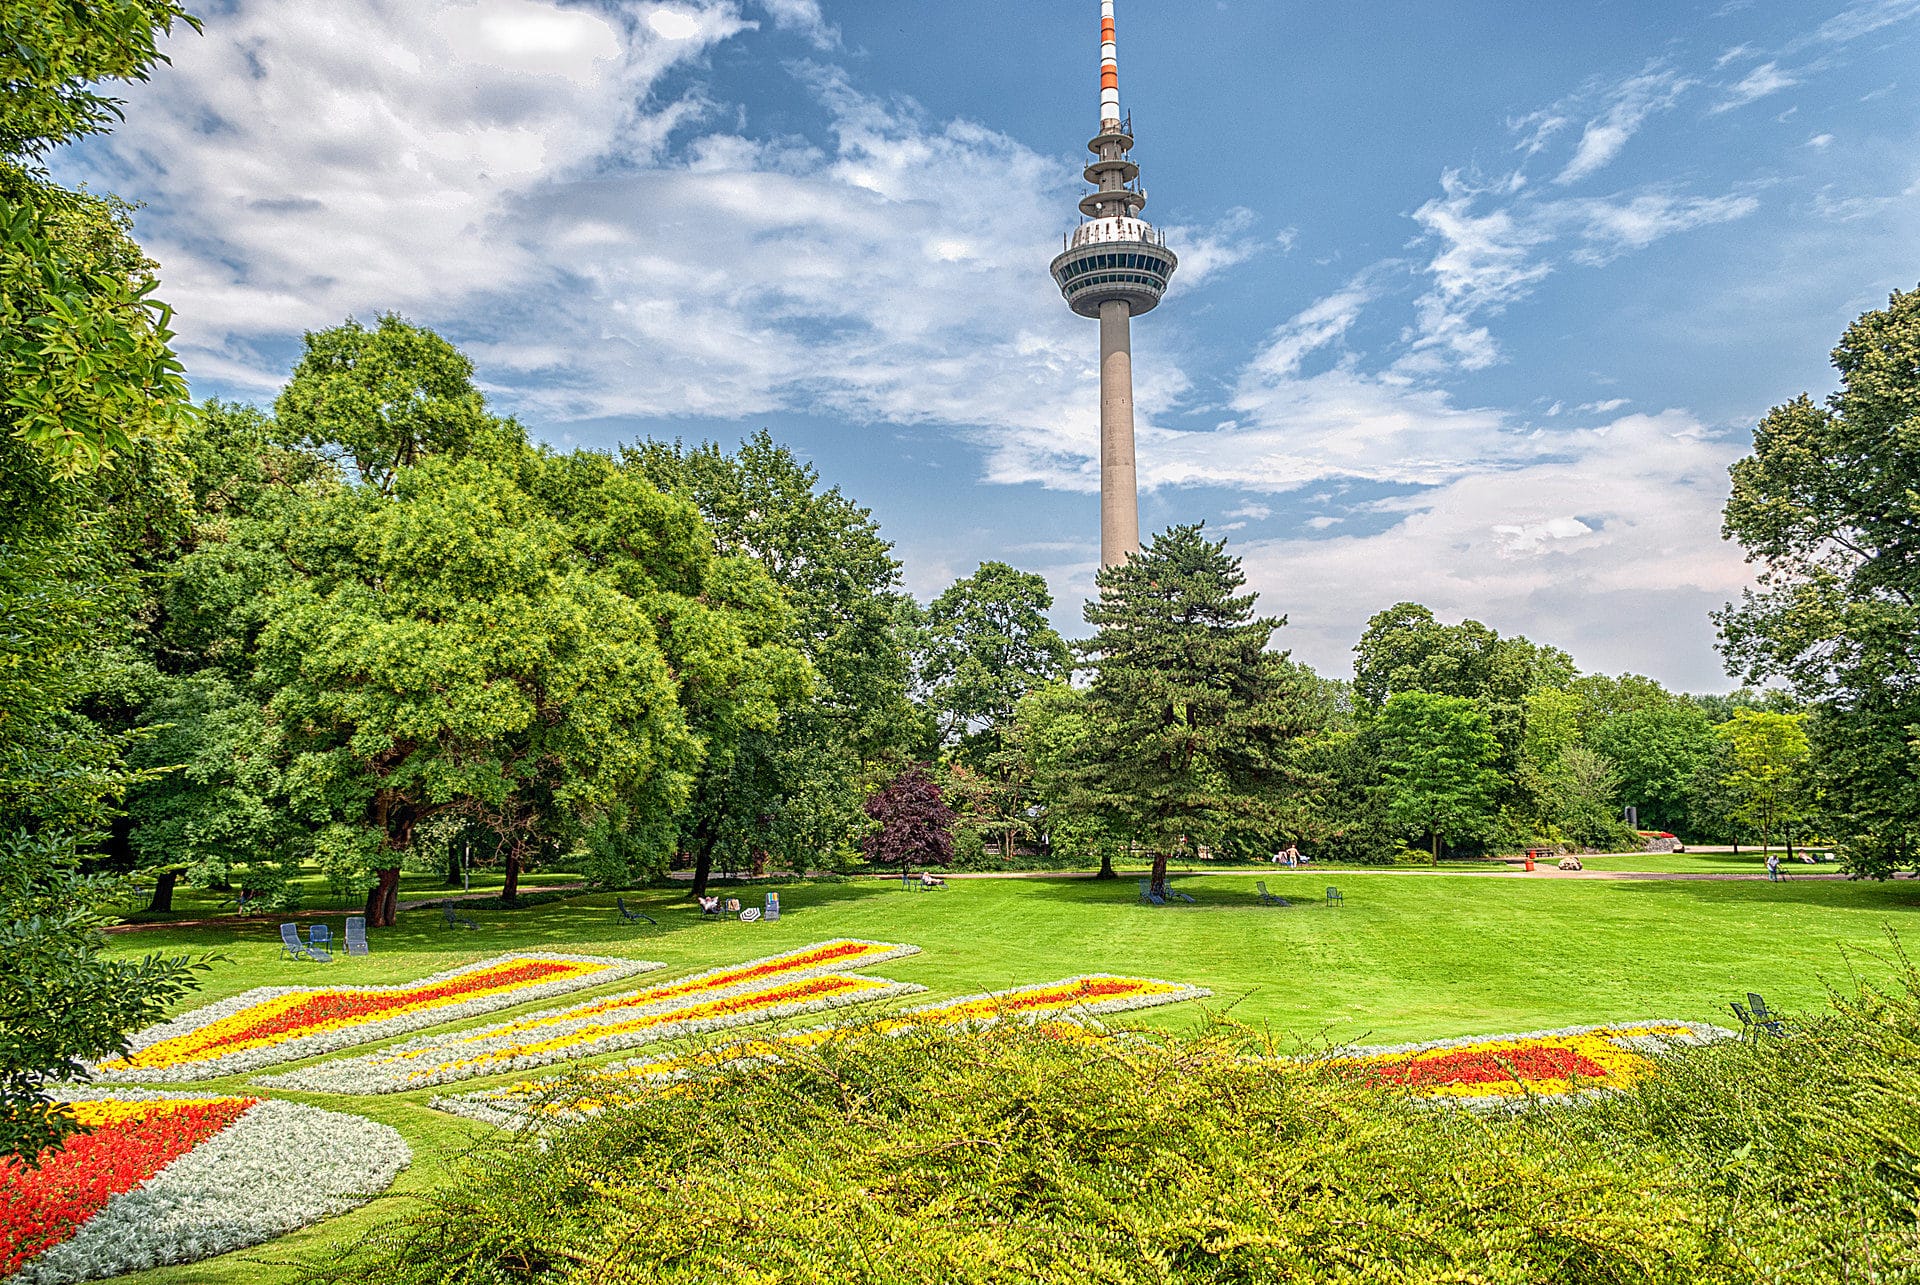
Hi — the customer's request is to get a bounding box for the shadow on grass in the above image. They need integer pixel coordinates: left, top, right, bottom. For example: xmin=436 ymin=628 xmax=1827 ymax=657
xmin=1595 ymin=876 xmax=1920 ymax=912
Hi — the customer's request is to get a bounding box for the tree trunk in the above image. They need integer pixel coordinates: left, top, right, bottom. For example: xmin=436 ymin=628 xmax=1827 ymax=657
xmin=502 ymin=852 xmax=522 ymax=902
xmin=1432 ymin=833 xmax=1440 ymax=866
xmin=444 ymin=846 xmax=463 ymax=887
xmin=365 ymin=867 xmax=402 ymax=928
xmin=1095 ymin=844 xmax=1116 ymax=880
xmin=690 ymin=822 xmax=720 ymax=899
xmin=147 ymin=869 xmax=178 ymax=915
xmin=1149 ymin=846 xmax=1169 ymax=898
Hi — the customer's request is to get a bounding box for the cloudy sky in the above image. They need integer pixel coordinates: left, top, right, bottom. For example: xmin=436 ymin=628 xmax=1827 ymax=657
xmin=56 ymin=0 xmax=1920 ymax=689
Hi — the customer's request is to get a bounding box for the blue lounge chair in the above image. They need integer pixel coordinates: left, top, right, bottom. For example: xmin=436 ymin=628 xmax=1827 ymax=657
xmin=279 ymin=923 xmax=315 ymax=961
xmin=1255 ymin=881 xmax=1290 ymax=907
xmin=1137 ymin=879 xmax=1168 ymax=907
xmin=344 ymin=916 xmax=369 ymax=955
xmin=305 ymin=924 xmax=333 ymax=962
xmin=1745 ymin=992 xmax=1787 ymax=1037
xmin=442 ymin=905 xmax=478 ymax=931
xmin=616 ymin=897 xmax=656 ymax=926
xmin=1325 ymin=886 xmax=1344 ymax=906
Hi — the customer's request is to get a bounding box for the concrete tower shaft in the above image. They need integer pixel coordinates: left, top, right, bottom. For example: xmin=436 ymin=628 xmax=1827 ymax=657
xmin=1047 ymin=0 xmax=1176 ymax=569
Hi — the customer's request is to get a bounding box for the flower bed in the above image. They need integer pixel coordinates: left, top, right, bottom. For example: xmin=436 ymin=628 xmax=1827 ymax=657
xmin=439 ymin=972 xmax=1211 ymax=1125
xmin=259 ymin=940 xmax=923 ymax=1095
xmin=92 ymin=953 xmax=659 ymax=1082
xmin=4 ymin=1091 xmax=408 ymax=1283
xmin=1326 ymin=1021 xmax=1737 ymax=1106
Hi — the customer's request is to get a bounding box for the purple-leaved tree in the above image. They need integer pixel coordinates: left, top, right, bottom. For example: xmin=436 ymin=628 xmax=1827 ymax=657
xmin=861 ymin=765 xmax=956 ymax=875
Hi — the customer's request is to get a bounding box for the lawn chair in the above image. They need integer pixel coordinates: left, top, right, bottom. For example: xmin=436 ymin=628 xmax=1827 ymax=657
xmin=344 ymin=916 xmax=369 ymax=956
xmin=616 ymin=897 xmax=656 ymax=926
xmin=1137 ymin=879 xmax=1169 ymax=907
xmin=1255 ymin=881 xmax=1290 ymax=907
xmin=1165 ymin=885 xmax=1196 ymax=904
xmin=1746 ymin=992 xmax=1787 ymax=1037
xmin=442 ymin=905 xmax=478 ymax=931
xmin=305 ymin=924 xmax=333 ymax=962
xmin=698 ymin=896 xmax=726 ymax=918
xmin=1325 ymin=886 xmax=1344 ymax=906
xmin=278 ymin=922 xmax=315 ymax=961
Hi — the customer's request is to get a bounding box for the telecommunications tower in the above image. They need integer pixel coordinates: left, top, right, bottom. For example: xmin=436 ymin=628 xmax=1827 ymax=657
xmin=1049 ymin=0 xmax=1177 ymax=568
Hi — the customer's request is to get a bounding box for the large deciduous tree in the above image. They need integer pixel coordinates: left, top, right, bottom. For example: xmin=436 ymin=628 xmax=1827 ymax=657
xmin=917 ymin=561 xmax=1070 ymax=754
xmin=1377 ymin=692 xmax=1502 ymax=863
xmin=1714 ymin=710 xmax=1811 ymax=858
xmin=1077 ymin=525 xmax=1318 ymax=896
xmin=1717 ymin=286 xmax=1920 ymax=876
xmin=262 ymin=456 xmax=706 ymax=924
xmin=628 ymin=432 xmax=917 ymax=892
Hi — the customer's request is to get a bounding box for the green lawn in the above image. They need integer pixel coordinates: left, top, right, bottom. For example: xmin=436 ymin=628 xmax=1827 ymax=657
xmin=84 ymin=870 xmax=1920 ymax=1283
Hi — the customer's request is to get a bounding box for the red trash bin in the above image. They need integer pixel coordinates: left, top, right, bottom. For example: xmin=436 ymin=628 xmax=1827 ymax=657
xmin=1524 ymin=849 xmax=1536 ymax=872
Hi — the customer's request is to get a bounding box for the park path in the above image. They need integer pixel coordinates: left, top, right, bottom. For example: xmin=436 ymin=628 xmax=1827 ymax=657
xmin=101 ymin=883 xmax=588 ymax=935
xmin=919 ymin=866 xmax=1860 ymax=884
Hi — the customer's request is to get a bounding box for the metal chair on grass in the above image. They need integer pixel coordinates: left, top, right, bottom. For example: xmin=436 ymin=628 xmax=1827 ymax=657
xmin=1255 ymin=881 xmax=1290 ymax=907
xmin=279 ymin=922 xmax=317 ymax=961
xmin=616 ymin=897 xmax=656 ymax=926
xmin=442 ymin=905 xmax=478 ymax=931
xmin=344 ymin=916 xmax=370 ymax=955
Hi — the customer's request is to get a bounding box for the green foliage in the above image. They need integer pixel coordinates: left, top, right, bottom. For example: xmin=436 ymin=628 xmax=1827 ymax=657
xmin=1585 ymin=701 xmax=1714 ymax=834
xmin=0 ymin=0 xmax=198 ymax=160
xmin=1717 ymin=286 xmax=1920 ymax=875
xmin=1293 ymin=728 xmax=1401 ymax=863
xmin=0 ymin=830 xmax=205 ymax=1158
xmin=123 ymin=671 xmax=297 ymax=906
xmin=1352 ymin=601 xmax=1574 ymax=777
xmin=275 ymin=314 xmax=519 ymax=493
xmin=1713 ymin=709 xmax=1811 ymax=852
xmin=627 ymin=432 xmax=913 ymax=887
xmin=1078 ymin=525 xmax=1320 ymax=889
xmin=915 ymin=560 xmax=1070 ymax=756
xmin=262 ymin=455 xmax=706 ymax=922
xmin=1377 ymin=691 xmax=1502 ymax=859
xmin=331 ymin=966 xmax=1920 ymax=1284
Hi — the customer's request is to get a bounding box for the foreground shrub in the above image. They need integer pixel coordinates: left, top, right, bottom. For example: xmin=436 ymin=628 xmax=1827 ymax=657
xmin=333 ymin=968 xmax=1920 ymax=1284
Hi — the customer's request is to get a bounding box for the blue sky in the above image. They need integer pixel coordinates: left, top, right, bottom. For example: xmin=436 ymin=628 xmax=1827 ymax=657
xmin=58 ymin=0 xmax=1920 ymax=688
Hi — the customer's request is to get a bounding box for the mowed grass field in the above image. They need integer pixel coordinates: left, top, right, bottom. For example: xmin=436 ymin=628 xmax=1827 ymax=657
xmin=91 ymin=868 xmax=1920 ymax=1284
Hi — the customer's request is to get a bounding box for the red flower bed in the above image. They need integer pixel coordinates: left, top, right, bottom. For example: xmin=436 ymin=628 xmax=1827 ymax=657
xmin=0 ymin=1098 xmax=256 ymax=1275
xmin=189 ymin=960 xmax=579 ymax=1057
xmin=1362 ymin=1045 xmax=1609 ymax=1089
xmin=1003 ymin=979 xmax=1141 ymax=1012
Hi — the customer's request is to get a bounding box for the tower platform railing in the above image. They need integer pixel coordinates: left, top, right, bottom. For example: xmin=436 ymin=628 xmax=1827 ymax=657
xmin=1063 ymin=220 xmax=1168 ymax=252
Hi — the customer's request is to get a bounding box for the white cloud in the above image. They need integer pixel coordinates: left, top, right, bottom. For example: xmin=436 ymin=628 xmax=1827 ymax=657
xmin=1238 ymin=412 xmax=1754 ymax=689
xmin=1713 ymin=62 xmax=1800 ymax=112
xmin=1579 ymin=397 xmax=1630 ymax=413
xmin=1225 ymin=502 xmax=1273 ymax=521
xmin=754 ymin=0 xmax=837 ymax=48
xmin=1808 ymin=132 xmax=1836 ymax=148
xmin=1555 ymin=67 xmax=1692 ymax=185
xmin=1813 ymin=0 xmax=1920 ymax=44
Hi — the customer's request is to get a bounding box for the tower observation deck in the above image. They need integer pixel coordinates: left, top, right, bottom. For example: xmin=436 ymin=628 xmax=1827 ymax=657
xmin=1049 ymin=0 xmax=1176 ymax=568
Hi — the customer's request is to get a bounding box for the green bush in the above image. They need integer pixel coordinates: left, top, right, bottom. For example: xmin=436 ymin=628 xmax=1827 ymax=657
xmin=324 ymin=957 xmax=1920 ymax=1284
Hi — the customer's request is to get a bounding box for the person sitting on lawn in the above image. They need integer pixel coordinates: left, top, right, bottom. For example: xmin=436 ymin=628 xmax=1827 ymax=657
xmin=920 ymin=871 xmax=946 ymax=888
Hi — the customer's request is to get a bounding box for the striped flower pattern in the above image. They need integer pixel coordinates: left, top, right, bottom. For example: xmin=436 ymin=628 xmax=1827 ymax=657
xmin=91 ymin=953 xmax=658 ymax=1082
xmin=1325 ymin=1021 xmax=1737 ymax=1106
xmin=4 ymin=1091 xmax=408 ymax=1284
xmin=258 ymin=940 xmax=923 ymax=1095
xmin=437 ymin=972 xmax=1212 ymax=1125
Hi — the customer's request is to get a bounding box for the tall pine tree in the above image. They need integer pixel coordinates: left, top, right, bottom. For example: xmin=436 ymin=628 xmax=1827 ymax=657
xmin=1077 ymin=526 xmax=1319 ymax=895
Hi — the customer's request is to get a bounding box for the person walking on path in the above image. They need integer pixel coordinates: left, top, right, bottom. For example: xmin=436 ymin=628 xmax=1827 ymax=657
xmin=1766 ymin=852 xmax=1781 ymax=882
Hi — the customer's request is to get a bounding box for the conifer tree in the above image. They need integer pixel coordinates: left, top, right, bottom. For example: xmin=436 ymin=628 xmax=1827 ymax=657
xmin=1077 ymin=526 xmax=1318 ymax=895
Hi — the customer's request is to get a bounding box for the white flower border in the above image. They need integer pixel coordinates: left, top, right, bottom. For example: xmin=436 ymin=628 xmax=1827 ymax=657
xmin=258 ymin=940 xmax=920 ymax=1095
xmin=1320 ymin=1020 xmax=1742 ymax=1113
xmin=87 ymin=952 xmax=662 ymax=1083
xmin=9 ymin=1092 xmax=409 ymax=1285
xmin=436 ymin=973 xmax=1212 ymax=1127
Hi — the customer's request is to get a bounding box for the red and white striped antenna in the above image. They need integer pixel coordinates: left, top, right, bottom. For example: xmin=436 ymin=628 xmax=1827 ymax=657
xmin=1100 ymin=0 xmax=1121 ymax=129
